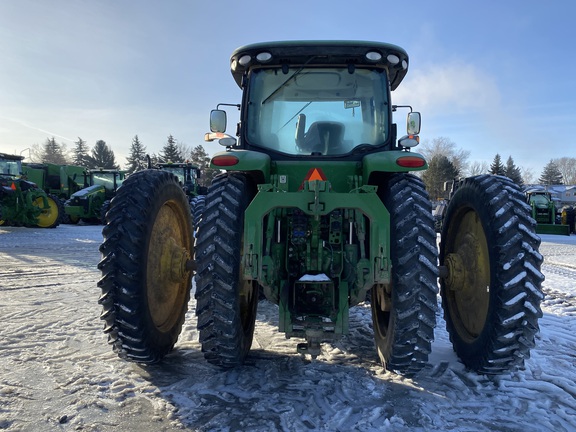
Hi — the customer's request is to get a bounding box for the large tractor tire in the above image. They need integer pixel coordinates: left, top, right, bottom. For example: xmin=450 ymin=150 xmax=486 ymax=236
xmin=98 ymin=170 xmax=194 ymax=363
xmin=371 ymin=173 xmax=439 ymax=375
xmin=195 ymin=174 xmax=259 ymax=368
xmin=100 ymin=199 xmax=111 ymax=225
xmin=440 ymin=175 xmax=544 ymax=374
xmin=34 ymin=194 xmax=61 ymax=228
xmin=189 ymin=194 xmax=206 ymax=230
xmin=562 ymin=206 xmax=575 ymax=233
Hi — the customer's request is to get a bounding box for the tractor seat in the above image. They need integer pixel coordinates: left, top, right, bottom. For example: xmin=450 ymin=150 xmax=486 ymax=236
xmin=301 ymin=121 xmax=344 ymax=155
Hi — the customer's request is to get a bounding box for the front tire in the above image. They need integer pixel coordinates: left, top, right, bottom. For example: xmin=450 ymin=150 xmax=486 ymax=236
xmin=371 ymin=174 xmax=438 ymax=375
xmin=98 ymin=170 xmax=194 ymax=363
xmin=195 ymin=174 xmax=258 ymax=368
xmin=440 ymin=175 xmax=544 ymax=374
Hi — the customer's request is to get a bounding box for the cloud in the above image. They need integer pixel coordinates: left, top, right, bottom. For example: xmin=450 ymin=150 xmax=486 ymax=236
xmin=0 ymin=115 xmax=75 ymax=143
xmin=395 ymin=61 xmax=501 ymax=113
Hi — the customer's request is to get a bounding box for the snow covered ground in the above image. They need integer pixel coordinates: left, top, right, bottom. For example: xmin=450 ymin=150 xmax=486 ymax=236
xmin=0 ymin=226 xmax=575 ymax=432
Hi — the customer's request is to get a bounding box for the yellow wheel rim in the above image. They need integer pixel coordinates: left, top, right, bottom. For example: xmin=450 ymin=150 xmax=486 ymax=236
xmin=146 ymin=200 xmax=192 ymax=332
xmin=444 ymin=209 xmax=490 ymax=342
xmin=34 ymin=197 xmax=59 ymax=228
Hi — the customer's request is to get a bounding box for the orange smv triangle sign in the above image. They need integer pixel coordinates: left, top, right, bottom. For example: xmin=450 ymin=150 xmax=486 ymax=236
xmin=304 ymin=168 xmax=326 ymax=182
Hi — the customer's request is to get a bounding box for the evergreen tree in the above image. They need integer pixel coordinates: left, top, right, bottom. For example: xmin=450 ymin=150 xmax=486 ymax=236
xmin=421 ymin=154 xmax=460 ymax=200
xmin=148 ymin=153 xmax=160 ymax=167
xmin=539 ymin=160 xmax=563 ymax=185
xmin=489 ymin=154 xmax=505 ymax=175
xmin=505 ymin=156 xmax=523 ymax=186
xmin=40 ymin=137 xmax=68 ymax=164
xmin=188 ymin=144 xmax=220 ymax=187
xmin=72 ymin=137 xmax=90 ymax=167
xmin=87 ymin=140 xmax=119 ymax=169
xmin=159 ymin=135 xmax=183 ymax=163
xmin=125 ymin=135 xmax=148 ymax=174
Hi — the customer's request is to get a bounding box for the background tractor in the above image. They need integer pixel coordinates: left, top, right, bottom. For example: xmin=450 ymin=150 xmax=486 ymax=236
xmin=0 ymin=153 xmax=61 ymax=228
xmin=65 ymin=168 xmax=125 ymax=224
xmin=23 ymin=162 xmax=88 ymax=224
xmin=152 ymin=160 xmax=208 ymax=227
xmin=525 ymin=189 xmax=570 ymax=235
xmin=98 ymin=41 xmax=545 ymax=376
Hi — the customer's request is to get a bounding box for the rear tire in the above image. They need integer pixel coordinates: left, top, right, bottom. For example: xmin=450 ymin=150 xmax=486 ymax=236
xmin=562 ymin=206 xmax=575 ymax=233
xmin=440 ymin=175 xmax=544 ymax=374
xmin=371 ymin=173 xmax=438 ymax=375
xmin=98 ymin=170 xmax=194 ymax=363
xmin=34 ymin=194 xmax=61 ymax=228
xmin=195 ymin=174 xmax=258 ymax=368
xmin=190 ymin=195 xmax=206 ymax=230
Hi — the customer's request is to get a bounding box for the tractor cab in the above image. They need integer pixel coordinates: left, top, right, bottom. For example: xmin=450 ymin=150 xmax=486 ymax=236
xmin=205 ymin=41 xmax=421 ymax=161
xmin=90 ymin=168 xmax=124 ymax=198
xmin=155 ymin=162 xmax=204 ymax=197
xmin=0 ymin=153 xmax=24 ymax=179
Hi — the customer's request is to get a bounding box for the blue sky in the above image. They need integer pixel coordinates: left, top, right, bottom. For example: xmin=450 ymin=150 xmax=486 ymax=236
xmin=1 ymin=0 xmax=574 ymax=178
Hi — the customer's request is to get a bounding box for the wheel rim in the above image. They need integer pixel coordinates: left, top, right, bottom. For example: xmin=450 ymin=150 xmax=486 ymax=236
xmin=34 ymin=197 xmax=58 ymax=228
xmin=444 ymin=208 xmax=490 ymax=342
xmin=146 ymin=200 xmax=192 ymax=332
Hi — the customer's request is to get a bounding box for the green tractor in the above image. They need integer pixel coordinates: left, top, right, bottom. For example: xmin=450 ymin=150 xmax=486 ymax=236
xmin=153 ymin=160 xmax=208 ymax=227
xmin=65 ymin=168 xmax=125 ymax=224
xmin=0 ymin=153 xmax=61 ymax=228
xmin=23 ymin=162 xmax=88 ymax=224
xmin=525 ymin=189 xmax=570 ymax=235
xmin=98 ymin=41 xmax=545 ymax=375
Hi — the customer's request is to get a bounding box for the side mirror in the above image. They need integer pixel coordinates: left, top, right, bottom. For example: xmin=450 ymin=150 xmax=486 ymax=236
xmin=210 ymin=109 xmax=227 ymax=133
xmin=407 ymin=112 xmax=421 ymax=135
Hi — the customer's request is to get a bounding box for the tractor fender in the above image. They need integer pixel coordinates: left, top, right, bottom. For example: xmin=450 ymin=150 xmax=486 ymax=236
xmin=210 ymin=150 xmax=271 ymax=181
xmin=362 ymin=150 xmax=428 ymax=179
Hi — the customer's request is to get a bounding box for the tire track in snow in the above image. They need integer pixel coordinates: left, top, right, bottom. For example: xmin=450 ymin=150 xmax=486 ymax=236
xmin=1 ymin=227 xmax=576 ymax=431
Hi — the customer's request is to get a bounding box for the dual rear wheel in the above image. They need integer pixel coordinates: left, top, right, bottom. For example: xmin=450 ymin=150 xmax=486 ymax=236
xmin=98 ymin=170 xmax=194 ymax=363
xmin=440 ymin=175 xmax=544 ymax=373
xmin=371 ymin=174 xmax=544 ymax=375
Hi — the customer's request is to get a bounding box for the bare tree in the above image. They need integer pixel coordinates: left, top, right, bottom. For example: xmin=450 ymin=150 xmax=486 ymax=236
xmin=419 ymin=136 xmax=470 ymax=175
xmin=521 ymin=166 xmax=536 ymax=185
xmin=467 ymin=161 xmax=489 ymax=176
xmin=552 ymin=157 xmax=576 ymax=185
xmin=177 ymin=141 xmax=192 ymax=161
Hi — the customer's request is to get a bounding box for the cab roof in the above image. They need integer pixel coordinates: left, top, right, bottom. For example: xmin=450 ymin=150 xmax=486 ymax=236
xmin=0 ymin=152 xmax=24 ymax=161
xmin=230 ymin=40 xmax=409 ymax=91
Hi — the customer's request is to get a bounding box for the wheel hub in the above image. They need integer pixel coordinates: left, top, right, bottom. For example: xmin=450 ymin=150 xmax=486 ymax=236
xmin=161 ymin=237 xmax=192 ymax=283
xmin=445 ymin=232 xmax=479 ymax=294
